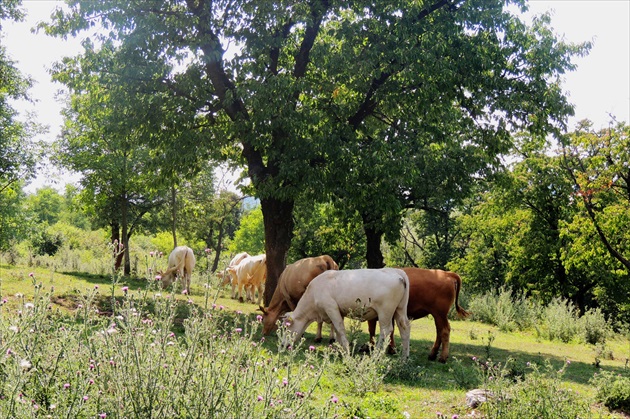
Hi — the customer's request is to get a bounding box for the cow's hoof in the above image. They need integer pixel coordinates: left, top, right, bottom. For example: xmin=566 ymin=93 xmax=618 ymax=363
xmin=314 ymin=337 xmax=323 ymax=343
xmin=386 ymin=346 xmax=397 ymax=355
xmin=438 ymin=358 xmax=447 ymax=364
xmin=328 ymin=338 xmax=336 ymax=345
xmin=428 ymin=353 xmax=438 ymax=361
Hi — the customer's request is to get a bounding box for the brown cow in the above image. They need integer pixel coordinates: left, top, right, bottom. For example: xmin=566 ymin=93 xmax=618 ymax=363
xmin=368 ymin=267 xmax=470 ymax=363
xmin=260 ymin=255 xmax=338 ymax=338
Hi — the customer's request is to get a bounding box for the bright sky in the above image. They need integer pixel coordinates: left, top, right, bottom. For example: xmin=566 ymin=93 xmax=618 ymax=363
xmin=3 ymin=0 xmax=629 ymax=193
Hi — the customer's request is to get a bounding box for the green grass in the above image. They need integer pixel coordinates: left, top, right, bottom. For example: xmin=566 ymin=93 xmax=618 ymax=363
xmin=2 ymin=263 xmax=629 ymax=418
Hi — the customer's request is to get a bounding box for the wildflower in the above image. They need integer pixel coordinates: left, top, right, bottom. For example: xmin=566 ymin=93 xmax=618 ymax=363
xmin=453 ymin=415 xmax=459 ymax=419
xmin=49 ymin=404 xmax=56 ymax=410
xmin=6 ymin=348 xmax=13 ymax=355
xmin=83 ymin=396 xmax=89 ymax=401
xmin=99 ymin=414 xmax=107 ymax=418
xmin=296 ymin=391 xmax=304 ymax=398
xmin=9 ymin=326 xmax=18 ymax=333
xmin=309 ymin=345 xmax=315 ymax=351
xmin=24 ymin=303 xmax=34 ymax=309
xmin=94 ymin=285 xmax=99 ymax=289
xmin=331 ymin=395 xmax=338 ymax=403
xmin=205 ymin=248 xmax=212 ymax=254
xmin=282 ymin=378 xmax=288 ymax=386
xmin=566 ymin=359 xmax=571 ymax=365
xmin=256 ymin=315 xmax=263 ymax=322
xmin=15 ymin=293 xmax=23 ymax=298
xmin=20 ymin=359 xmax=32 ymax=369
xmin=472 ymin=356 xmax=477 ymax=361
xmin=155 ymin=275 xmax=162 ymax=281
xmin=150 ymin=251 xmax=154 ymax=257
xmin=403 ymin=412 xmax=410 ymax=419
xmin=29 ymin=272 xmax=34 ymax=278
xmin=63 ymin=383 xmax=70 ymax=389
xmin=182 ymin=289 xmax=188 ymax=295
xmin=257 ymin=396 xmax=264 ymax=402
xmin=122 ymin=286 xmax=129 ymax=293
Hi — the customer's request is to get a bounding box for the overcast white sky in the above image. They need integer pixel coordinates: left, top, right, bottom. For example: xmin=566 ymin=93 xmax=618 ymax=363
xmin=3 ymin=0 xmax=629 ymax=193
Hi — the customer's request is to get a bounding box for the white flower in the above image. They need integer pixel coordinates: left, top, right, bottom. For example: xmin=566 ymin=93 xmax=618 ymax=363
xmin=24 ymin=303 xmax=34 ymax=309
xmin=9 ymin=326 xmax=18 ymax=333
xmin=20 ymin=359 xmax=32 ymax=369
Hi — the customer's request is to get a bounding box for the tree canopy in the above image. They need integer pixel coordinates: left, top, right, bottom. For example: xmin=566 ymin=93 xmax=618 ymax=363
xmin=43 ymin=0 xmax=589 ymax=303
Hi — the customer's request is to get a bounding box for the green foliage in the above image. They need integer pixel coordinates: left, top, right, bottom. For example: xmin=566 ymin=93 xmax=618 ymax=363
xmin=480 ymin=359 xmax=591 ymax=419
xmin=229 ymin=205 xmax=265 ymax=255
xmin=0 ymin=280 xmax=337 ymax=418
xmin=578 ymin=307 xmax=611 ymax=345
xmin=538 ymin=298 xmax=580 ymax=343
xmin=468 ymin=288 xmax=540 ymax=332
xmin=592 ymin=370 xmax=630 ymax=414
xmin=290 ymin=201 xmax=365 ymax=269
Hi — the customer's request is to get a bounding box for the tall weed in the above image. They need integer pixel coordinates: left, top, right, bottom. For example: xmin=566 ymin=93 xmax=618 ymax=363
xmin=479 ymin=359 xmax=591 ymax=418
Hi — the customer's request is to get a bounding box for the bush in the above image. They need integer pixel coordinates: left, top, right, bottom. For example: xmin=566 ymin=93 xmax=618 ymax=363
xmin=468 ymin=288 xmax=540 ymax=332
xmin=591 ymin=370 xmax=630 ymax=414
xmin=480 ymin=359 xmax=590 ymax=418
xmin=539 ymin=298 xmax=579 ymax=343
xmin=579 ymin=307 xmax=610 ymax=345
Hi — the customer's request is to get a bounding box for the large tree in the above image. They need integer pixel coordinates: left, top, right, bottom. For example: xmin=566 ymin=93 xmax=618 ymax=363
xmin=44 ymin=0 xmax=588 ymax=303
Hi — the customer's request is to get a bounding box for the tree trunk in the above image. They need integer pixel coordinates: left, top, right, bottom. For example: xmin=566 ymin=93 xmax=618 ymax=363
xmin=121 ymin=196 xmax=131 ymax=276
xmin=261 ymin=196 xmax=294 ymax=306
xmin=364 ymin=225 xmax=385 ymax=269
xmin=111 ymin=222 xmax=123 ymax=271
xmin=171 ymin=185 xmax=178 ymax=248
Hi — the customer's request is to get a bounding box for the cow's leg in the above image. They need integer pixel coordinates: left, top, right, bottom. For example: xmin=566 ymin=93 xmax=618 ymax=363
xmin=394 ymin=309 xmax=411 ymax=360
xmin=314 ymin=321 xmax=323 ymax=343
xmin=375 ymin=309 xmax=396 ymax=350
xmin=367 ymin=319 xmax=377 ymax=346
xmin=325 ymin=310 xmax=349 ymax=351
xmin=429 ymin=315 xmax=451 ymax=362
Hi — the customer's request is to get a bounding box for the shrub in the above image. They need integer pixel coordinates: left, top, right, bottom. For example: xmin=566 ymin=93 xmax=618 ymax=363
xmin=591 ymin=370 xmax=630 ymax=414
xmin=539 ymin=297 xmax=579 ymax=343
xmin=0 ymin=276 xmax=341 ymax=418
xmin=579 ymin=307 xmax=610 ymax=345
xmin=480 ymin=359 xmax=591 ymax=418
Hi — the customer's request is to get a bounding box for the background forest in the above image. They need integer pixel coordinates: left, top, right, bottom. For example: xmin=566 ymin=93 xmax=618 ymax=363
xmin=1 ymin=0 xmax=629 ymax=329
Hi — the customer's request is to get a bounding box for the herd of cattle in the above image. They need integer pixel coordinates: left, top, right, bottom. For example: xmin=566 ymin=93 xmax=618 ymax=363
xmin=160 ymin=246 xmax=469 ymax=363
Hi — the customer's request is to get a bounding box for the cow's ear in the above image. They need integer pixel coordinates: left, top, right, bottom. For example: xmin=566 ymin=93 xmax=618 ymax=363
xmin=258 ymin=305 xmax=267 ymax=314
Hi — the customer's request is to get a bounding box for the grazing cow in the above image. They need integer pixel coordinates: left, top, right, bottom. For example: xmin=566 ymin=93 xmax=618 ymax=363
xmin=283 ymin=268 xmax=411 ymax=359
xmin=368 ymin=267 xmax=470 ymax=363
xmin=228 ymin=253 xmax=267 ymax=304
xmin=220 ymin=252 xmax=251 ymax=298
xmin=159 ymin=246 xmax=196 ymax=292
xmin=260 ymin=255 xmax=339 ymax=341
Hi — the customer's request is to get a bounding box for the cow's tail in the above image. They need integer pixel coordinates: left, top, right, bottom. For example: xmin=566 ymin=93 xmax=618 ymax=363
xmin=452 ymin=273 xmax=471 ymax=319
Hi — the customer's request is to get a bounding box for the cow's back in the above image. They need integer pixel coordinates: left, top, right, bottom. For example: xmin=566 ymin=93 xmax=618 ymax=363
xmin=308 ymin=268 xmax=408 ymax=313
xmin=279 ymin=255 xmax=338 ymax=302
xmin=402 ymin=268 xmax=457 ymax=320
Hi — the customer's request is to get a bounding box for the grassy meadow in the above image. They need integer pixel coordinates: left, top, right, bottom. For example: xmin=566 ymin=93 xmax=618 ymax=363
xmin=1 ymin=261 xmax=629 ymax=418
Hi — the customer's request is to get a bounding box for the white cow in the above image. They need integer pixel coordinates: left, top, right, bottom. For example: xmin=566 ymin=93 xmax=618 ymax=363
xmin=160 ymin=246 xmax=196 ymax=292
xmin=227 ymin=253 xmax=267 ymax=304
xmin=283 ymin=268 xmax=411 ymax=359
xmin=220 ymin=252 xmax=251 ymax=298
